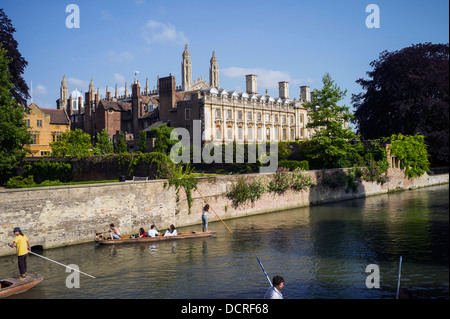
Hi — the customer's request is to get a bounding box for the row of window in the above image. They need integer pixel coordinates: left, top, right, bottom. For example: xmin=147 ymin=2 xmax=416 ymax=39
xmin=214 ymin=109 xmax=309 ymax=125
xmin=29 ymin=132 xmax=63 ymax=145
xmin=25 ymin=119 xmax=43 ymax=127
xmin=214 ymin=125 xmax=311 ymax=141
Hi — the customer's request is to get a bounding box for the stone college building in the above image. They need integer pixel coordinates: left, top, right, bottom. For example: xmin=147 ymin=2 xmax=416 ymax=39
xmin=55 ymin=45 xmax=313 ymax=150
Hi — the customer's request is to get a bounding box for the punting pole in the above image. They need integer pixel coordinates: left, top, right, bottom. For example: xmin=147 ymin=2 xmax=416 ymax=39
xmin=257 ymin=257 xmax=273 ymax=287
xmin=1 ymin=240 xmax=96 ymax=279
xmin=396 ymin=256 xmax=402 ymax=299
xmin=193 ymin=185 xmax=233 ymax=234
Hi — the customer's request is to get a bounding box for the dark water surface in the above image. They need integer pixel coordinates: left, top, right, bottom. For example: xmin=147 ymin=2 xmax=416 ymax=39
xmin=1 ymin=184 xmax=448 ymax=299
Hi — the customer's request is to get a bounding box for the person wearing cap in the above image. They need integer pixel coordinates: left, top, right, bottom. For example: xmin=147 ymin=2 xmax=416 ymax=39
xmin=8 ymin=227 xmax=31 ymax=279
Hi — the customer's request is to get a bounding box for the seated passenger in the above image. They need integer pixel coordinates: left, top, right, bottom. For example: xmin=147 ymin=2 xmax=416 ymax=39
xmin=147 ymin=225 xmax=161 ymax=237
xmin=139 ymin=228 xmax=147 ymax=238
xmin=164 ymin=224 xmax=177 ymax=236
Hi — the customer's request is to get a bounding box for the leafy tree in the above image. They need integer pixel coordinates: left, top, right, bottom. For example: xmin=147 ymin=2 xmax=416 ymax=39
xmin=0 ymin=9 xmax=30 ymax=105
xmin=352 ymin=43 xmax=449 ymax=165
xmin=115 ymin=132 xmax=127 ymax=153
xmin=95 ymin=129 xmax=114 ymax=154
xmin=0 ymin=47 xmax=30 ymax=184
xmin=303 ymin=73 xmax=362 ymax=168
xmin=151 ymin=124 xmax=178 ymax=155
xmin=50 ymin=128 xmax=93 ymax=157
xmin=138 ymin=130 xmax=147 ymax=153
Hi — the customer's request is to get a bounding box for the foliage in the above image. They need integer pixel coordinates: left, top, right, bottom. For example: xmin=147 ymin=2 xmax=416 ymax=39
xmin=352 ymin=42 xmax=449 ymax=165
xmin=115 ymin=132 xmax=127 ymax=154
xmin=138 ymin=130 xmax=147 ymax=153
xmin=0 ymin=9 xmax=29 ymax=105
xmin=268 ymin=167 xmax=291 ymax=194
xmin=278 ymin=159 xmax=309 ymax=171
xmin=50 ymin=129 xmax=93 ymax=157
xmin=151 ymin=124 xmax=179 ymax=155
xmin=227 ymin=176 xmax=267 ymax=207
xmin=290 ymin=168 xmax=314 ymax=191
xmin=387 ymin=134 xmax=430 ymax=178
xmin=303 ymin=73 xmax=362 ymax=169
xmin=0 ymin=47 xmax=31 ymax=184
xmin=6 ymin=175 xmax=35 ymax=188
xmin=24 ymin=160 xmax=72 ymax=184
xmin=165 ymin=163 xmax=197 ymax=214
xmin=95 ymin=129 xmax=114 ymax=155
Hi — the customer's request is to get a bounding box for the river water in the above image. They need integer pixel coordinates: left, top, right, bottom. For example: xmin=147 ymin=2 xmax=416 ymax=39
xmin=1 ymin=184 xmax=448 ymax=299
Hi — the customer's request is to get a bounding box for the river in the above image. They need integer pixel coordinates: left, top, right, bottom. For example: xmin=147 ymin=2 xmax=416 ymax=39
xmin=1 ymin=184 xmax=448 ymax=299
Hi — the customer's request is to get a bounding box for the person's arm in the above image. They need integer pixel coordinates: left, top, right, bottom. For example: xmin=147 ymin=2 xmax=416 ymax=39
xmin=27 ymin=240 xmax=31 ymax=252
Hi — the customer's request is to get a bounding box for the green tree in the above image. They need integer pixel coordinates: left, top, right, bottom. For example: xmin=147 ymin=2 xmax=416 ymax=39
xmin=304 ymin=73 xmax=362 ymax=168
xmin=0 ymin=46 xmax=31 ymax=184
xmin=151 ymin=124 xmax=178 ymax=155
xmin=115 ymin=132 xmax=127 ymax=153
xmin=138 ymin=130 xmax=147 ymax=153
xmin=95 ymin=129 xmax=114 ymax=154
xmin=50 ymin=128 xmax=93 ymax=157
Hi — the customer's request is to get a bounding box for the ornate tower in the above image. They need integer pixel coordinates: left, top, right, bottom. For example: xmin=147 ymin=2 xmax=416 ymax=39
xmin=209 ymin=50 xmax=219 ymax=88
xmin=59 ymin=74 xmax=69 ymax=110
xmin=88 ymin=78 xmax=95 ymax=101
xmin=181 ymin=43 xmax=192 ymax=91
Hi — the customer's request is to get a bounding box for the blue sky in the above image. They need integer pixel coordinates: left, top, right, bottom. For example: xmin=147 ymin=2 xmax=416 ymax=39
xmin=3 ymin=0 xmax=449 ymax=116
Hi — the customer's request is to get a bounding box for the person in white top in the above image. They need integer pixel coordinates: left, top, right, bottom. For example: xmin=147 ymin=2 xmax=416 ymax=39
xmin=264 ymin=275 xmax=284 ymax=299
xmin=147 ymin=225 xmax=161 ymax=237
xmin=164 ymin=224 xmax=178 ymax=236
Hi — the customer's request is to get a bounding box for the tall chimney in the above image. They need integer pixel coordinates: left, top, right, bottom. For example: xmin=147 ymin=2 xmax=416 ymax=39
xmin=246 ymin=74 xmax=257 ymax=95
xmin=300 ymin=86 xmax=310 ymax=102
xmin=279 ymin=81 xmax=289 ymax=99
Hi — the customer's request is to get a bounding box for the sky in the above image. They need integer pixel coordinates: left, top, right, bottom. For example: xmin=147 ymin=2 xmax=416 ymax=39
xmin=2 ymin=0 xmax=449 ymax=118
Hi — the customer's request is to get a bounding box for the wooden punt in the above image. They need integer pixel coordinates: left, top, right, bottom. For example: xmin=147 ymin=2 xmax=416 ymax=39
xmin=0 ymin=273 xmax=44 ymax=299
xmin=95 ymin=230 xmax=217 ymax=245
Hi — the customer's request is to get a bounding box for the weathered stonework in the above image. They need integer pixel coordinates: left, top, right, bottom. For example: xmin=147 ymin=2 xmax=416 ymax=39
xmin=0 ymin=169 xmax=448 ymax=256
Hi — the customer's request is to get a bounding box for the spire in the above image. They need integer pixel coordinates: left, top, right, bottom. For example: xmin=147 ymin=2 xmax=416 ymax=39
xmin=209 ymin=50 xmax=219 ymax=88
xmin=89 ymin=77 xmax=95 ymax=94
xmin=145 ymin=77 xmax=149 ymax=95
xmin=181 ymin=43 xmax=192 ymax=91
xmin=60 ymin=74 xmax=69 ymax=109
xmin=125 ymin=81 xmax=128 ymax=98
xmin=115 ymin=84 xmax=118 ymax=98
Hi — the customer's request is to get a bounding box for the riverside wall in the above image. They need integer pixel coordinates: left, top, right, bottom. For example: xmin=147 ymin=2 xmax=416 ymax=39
xmin=0 ymin=168 xmax=448 ymax=256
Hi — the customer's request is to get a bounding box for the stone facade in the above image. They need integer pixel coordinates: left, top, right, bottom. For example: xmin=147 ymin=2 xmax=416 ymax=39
xmin=55 ymin=45 xmax=314 ymax=151
xmin=23 ymin=103 xmax=70 ymax=157
xmin=1 ymin=168 xmax=447 ymax=256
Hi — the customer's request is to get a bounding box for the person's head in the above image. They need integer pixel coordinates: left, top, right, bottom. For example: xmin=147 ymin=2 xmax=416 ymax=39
xmin=13 ymin=227 xmax=23 ymax=236
xmin=110 ymin=224 xmax=115 ymax=229
xmin=170 ymin=224 xmax=176 ymax=232
xmin=139 ymin=228 xmax=145 ymax=235
xmin=272 ymin=275 xmax=285 ymax=290
xmin=204 ymin=204 xmax=210 ymax=211
xmin=151 ymin=225 xmax=156 ymax=230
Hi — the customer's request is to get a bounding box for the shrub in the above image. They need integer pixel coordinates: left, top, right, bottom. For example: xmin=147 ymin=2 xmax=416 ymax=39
xmin=278 ymin=160 xmax=309 ymax=171
xmin=6 ymin=175 xmax=36 ymax=188
xmin=227 ymin=176 xmax=266 ymax=207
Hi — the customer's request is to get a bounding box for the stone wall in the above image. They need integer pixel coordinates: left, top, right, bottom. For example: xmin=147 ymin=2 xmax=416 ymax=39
xmin=1 ymin=168 xmax=448 ymax=256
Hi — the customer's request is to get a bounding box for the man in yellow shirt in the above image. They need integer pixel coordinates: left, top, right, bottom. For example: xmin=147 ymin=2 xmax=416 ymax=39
xmin=9 ymin=227 xmax=31 ymax=278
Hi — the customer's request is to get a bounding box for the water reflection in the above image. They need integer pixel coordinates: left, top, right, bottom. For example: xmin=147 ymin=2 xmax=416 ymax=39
xmin=0 ymin=184 xmax=448 ymax=299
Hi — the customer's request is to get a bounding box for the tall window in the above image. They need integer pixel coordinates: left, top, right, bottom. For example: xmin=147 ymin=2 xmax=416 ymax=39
xmin=290 ymin=115 xmax=294 ymax=124
xmin=265 ymin=114 xmax=270 ymax=122
xmin=257 ymin=112 xmax=262 ymax=121
xmin=227 ymin=110 xmax=232 ymax=119
xmin=227 ymin=126 xmax=232 ymax=140
xmin=248 ymin=126 xmax=253 ymax=141
xmin=290 ymin=128 xmax=294 ymax=140
xmin=185 ymin=108 xmax=191 ymax=120
xmin=257 ymin=127 xmax=262 ymax=141
xmin=216 ymin=109 xmax=221 ymax=118
xmin=282 ymin=115 xmax=287 ymax=124
xmin=247 ymin=111 xmax=252 ymax=121
xmin=238 ymin=126 xmax=243 ymax=140
xmin=216 ymin=125 xmax=221 ymax=139
xmin=237 ymin=111 xmax=243 ymax=120
xmin=37 ymin=120 xmax=42 ymax=127
xmin=274 ymin=114 xmax=278 ymax=123
xmin=275 ymin=128 xmax=279 ymax=141
xmin=266 ymin=128 xmax=270 ymax=140
xmin=283 ymin=128 xmax=287 ymax=140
